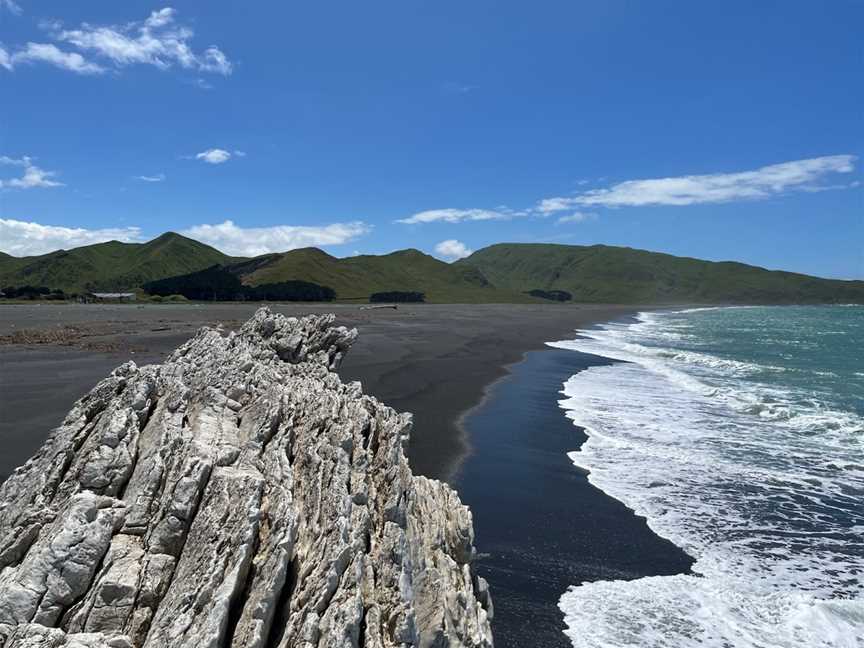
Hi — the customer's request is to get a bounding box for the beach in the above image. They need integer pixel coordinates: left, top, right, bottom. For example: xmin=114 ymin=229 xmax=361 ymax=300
xmin=0 ymin=302 xmax=637 ymax=481
xmin=455 ymin=348 xmax=694 ymax=647
xmin=0 ymin=301 xmax=694 ymax=647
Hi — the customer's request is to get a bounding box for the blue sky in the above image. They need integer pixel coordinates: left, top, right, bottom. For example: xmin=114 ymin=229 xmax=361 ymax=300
xmin=1 ymin=1 xmax=861 ymax=278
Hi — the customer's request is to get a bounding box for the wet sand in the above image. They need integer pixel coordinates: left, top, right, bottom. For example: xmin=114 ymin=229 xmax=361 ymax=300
xmin=456 ymin=348 xmax=694 ymax=647
xmin=0 ymin=302 xmax=638 ymax=481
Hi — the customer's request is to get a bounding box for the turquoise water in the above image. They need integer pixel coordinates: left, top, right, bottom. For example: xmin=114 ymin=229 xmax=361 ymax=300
xmin=550 ymin=305 xmax=863 ymax=648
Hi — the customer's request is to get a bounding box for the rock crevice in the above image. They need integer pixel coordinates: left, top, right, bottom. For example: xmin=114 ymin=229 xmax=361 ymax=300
xmin=0 ymin=308 xmax=493 ymax=648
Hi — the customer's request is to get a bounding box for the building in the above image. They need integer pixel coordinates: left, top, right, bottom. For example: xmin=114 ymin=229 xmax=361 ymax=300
xmin=89 ymin=292 xmax=137 ymax=302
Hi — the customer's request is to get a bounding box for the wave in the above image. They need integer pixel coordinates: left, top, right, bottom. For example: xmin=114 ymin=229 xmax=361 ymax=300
xmin=551 ymin=308 xmax=864 ymax=647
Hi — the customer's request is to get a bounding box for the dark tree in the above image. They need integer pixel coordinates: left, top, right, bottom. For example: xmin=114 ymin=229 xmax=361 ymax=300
xmin=527 ymin=289 xmax=572 ymax=302
xmin=144 ymin=266 xmax=335 ymax=302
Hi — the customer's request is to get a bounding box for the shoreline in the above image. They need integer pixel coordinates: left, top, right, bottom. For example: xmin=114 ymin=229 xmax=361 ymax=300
xmin=0 ymin=302 xmax=643 ymax=482
xmin=454 ymin=345 xmax=695 ymax=647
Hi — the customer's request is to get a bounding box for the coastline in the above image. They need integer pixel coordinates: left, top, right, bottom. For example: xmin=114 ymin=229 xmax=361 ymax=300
xmin=0 ymin=302 xmax=640 ymax=482
xmin=0 ymin=302 xmax=707 ymax=645
xmin=454 ymin=346 xmax=695 ymax=648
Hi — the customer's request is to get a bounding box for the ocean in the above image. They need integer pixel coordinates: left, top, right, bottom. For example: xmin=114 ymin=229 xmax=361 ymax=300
xmin=551 ymin=305 xmax=864 ymax=647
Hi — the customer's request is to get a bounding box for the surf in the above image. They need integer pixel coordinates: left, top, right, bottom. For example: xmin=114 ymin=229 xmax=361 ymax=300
xmin=550 ymin=306 xmax=864 ymax=647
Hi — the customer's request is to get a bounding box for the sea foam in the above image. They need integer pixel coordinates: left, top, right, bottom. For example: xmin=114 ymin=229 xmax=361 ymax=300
xmin=551 ymin=307 xmax=864 ymax=647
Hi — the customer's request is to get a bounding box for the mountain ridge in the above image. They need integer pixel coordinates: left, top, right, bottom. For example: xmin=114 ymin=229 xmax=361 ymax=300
xmin=1 ymin=234 xmax=861 ymax=304
xmin=456 ymin=243 xmax=864 ymax=304
xmin=0 ymin=233 xmax=235 ymax=293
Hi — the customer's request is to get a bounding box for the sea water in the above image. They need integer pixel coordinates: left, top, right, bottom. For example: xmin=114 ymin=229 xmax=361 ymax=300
xmin=550 ymin=306 xmax=863 ymax=648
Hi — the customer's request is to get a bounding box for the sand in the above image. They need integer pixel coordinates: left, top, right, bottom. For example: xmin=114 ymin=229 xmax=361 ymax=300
xmin=456 ymin=349 xmax=694 ymax=647
xmin=0 ymin=302 xmax=638 ymax=481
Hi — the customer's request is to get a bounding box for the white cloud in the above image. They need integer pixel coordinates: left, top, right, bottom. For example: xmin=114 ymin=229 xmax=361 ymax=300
xmin=1 ymin=0 xmax=21 ymax=15
xmin=180 ymin=220 xmax=371 ymax=256
xmin=396 ymin=155 xmax=857 ymax=233
xmin=0 ymin=156 xmax=64 ymax=189
xmin=136 ymin=173 xmax=165 ymax=182
xmin=2 ymin=42 xmax=105 ymax=75
xmin=434 ymin=239 xmax=473 ymax=261
xmin=195 ymin=148 xmax=232 ymax=164
xmin=233 ymin=150 xmax=247 ymax=157
xmin=535 ymin=197 xmax=578 ymax=214
xmin=1 ymin=7 xmax=232 ymax=76
xmin=0 ymin=218 xmax=142 ymax=256
xmin=572 ymin=155 xmax=856 ymax=207
xmin=556 ymin=211 xmax=596 ymax=224
xmin=397 ymin=208 xmax=511 ymax=224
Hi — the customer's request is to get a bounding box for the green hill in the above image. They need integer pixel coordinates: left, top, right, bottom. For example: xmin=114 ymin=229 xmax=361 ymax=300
xmin=0 ymin=233 xmax=234 ymax=293
xmin=2 ymin=236 xmax=860 ymax=304
xmin=236 ymin=247 xmax=521 ymax=302
xmin=456 ymin=243 xmax=864 ymax=304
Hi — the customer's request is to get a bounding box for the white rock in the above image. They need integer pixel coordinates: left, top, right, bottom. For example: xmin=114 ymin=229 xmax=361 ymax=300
xmin=0 ymin=308 xmax=493 ymax=647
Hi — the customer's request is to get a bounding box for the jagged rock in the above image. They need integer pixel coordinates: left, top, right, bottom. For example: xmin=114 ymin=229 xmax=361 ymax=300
xmin=0 ymin=309 xmax=493 ymax=648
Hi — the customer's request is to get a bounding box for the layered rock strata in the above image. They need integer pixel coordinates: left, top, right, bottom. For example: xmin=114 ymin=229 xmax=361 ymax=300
xmin=0 ymin=308 xmax=493 ymax=648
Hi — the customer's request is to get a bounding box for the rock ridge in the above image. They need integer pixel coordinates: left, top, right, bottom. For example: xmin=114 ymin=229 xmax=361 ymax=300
xmin=0 ymin=308 xmax=493 ymax=648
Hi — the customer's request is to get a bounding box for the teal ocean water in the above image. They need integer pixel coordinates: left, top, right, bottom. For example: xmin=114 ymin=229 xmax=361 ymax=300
xmin=550 ymin=306 xmax=864 ymax=647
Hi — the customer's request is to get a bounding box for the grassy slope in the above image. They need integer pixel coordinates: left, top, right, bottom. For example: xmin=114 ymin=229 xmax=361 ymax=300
xmin=456 ymin=243 xmax=864 ymax=304
xmin=3 ymin=236 xmax=859 ymax=304
xmin=0 ymin=233 xmax=235 ymax=293
xmin=240 ymin=247 xmax=529 ymax=302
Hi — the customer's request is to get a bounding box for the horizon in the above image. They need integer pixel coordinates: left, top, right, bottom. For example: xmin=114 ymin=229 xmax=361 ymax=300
xmin=2 ymin=2 xmax=862 ymax=279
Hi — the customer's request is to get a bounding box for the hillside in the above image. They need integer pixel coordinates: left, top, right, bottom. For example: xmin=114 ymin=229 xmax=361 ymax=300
xmin=0 ymin=233 xmax=235 ymax=293
xmin=456 ymin=243 xmax=864 ymax=304
xmin=238 ymin=247 xmax=521 ymax=302
xmin=2 ymin=236 xmax=860 ymax=304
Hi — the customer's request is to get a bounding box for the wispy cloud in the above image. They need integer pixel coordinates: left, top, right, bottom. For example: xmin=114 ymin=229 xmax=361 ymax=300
xmin=441 ymin=81 xmax=477 ymax=95
xmin=556 ymin=211 xmax=597 ymax=224
xmin=180 ymin=220 xmax=371 ymax=256
xmin=0 ymin=156 xmax=64 ymax=189
xmin=434 ymin=239 xmax=473 ymax=261
xmin=563 ymin=155 xmax=857 ymax=208
xmin=0 ymin=218 xmax=142 ymax=256
xmin=194 ymin=148 xmax=233 ymax=164
xmin=397 ymin=208 xmax=513 ymax=224
xmin=400 ymin=155 xmax=857 ymax=226
xmin=1 ymin=7 xmax=232 ymax=76
xmin=136 ymin=173 xmax=166 ymax=182
xmin=535 ymin=197 xmax=578 ymax=214
xmin=1 ymin=0 xmax=21 ymax=15
xmin=0 ymin=43 xmax=105 ymax=74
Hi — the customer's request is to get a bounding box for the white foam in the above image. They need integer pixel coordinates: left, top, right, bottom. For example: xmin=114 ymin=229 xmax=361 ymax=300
xmin=552 ymin=310 xmax=864 ymax=647
xmin=560 ymin=576 xmax=864 ymax=648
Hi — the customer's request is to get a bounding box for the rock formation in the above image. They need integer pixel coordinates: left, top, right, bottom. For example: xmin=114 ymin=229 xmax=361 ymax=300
xmin=0 ymin=308 xmax=493 ymax=648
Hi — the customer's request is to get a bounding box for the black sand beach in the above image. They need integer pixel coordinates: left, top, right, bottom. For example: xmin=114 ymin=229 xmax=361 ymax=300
xmin=0 ymin=302 xmax=637 ymax=480
xmin=456 ymin=348 xmax=695 ymax=648
xmin=0 ymin=302 xmax=695 ymax=646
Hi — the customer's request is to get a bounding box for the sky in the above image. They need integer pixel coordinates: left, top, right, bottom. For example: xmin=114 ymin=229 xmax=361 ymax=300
xmin=1 ymin=1 xmax=862 ymax=278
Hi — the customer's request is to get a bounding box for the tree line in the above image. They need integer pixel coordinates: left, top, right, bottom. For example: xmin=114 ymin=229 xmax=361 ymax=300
xmin=143 ymin=266 xmax=336 ymax=302
xmin=1 ymin=285 xmax=67 ymax=300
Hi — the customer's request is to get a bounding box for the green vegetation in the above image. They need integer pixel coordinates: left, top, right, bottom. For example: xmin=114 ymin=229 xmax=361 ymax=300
xmin=143 ymin=265 xmax=335 ymax=302
xmin=456 ymin=243 xmax=864 ymax=304
xmin=0 ymin=232 xmax=234 ymax=293
xmin=1 ymin=285 xmax=66 ymax=300
xmin=148 ymin=294 xmax=189 ymax=303
xmin=238 ymin=247 xmax=524 ymax=302
xmin=527 ymin=289 xmax=572 ymax=302
xmin=2 ymin=236 xmax=861 ymax=305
